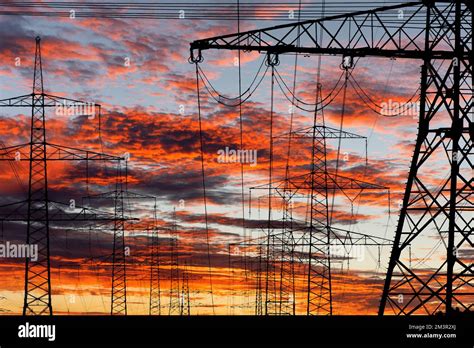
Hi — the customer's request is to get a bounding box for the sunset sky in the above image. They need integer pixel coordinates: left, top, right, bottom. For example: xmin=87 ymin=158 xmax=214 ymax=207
xmin=0 ymin=0 xmax=453 ymax=315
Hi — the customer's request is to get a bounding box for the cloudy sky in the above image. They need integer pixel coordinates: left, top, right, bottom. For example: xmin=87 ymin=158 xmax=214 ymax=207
xmin=0 ymin=0 xmax=453 ymax=315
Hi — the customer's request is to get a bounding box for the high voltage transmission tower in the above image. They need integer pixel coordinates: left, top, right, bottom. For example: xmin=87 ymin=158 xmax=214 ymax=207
xmin=157 ymin=209 xmax=194 ymax=316
xmin=85 ymin=188 xmax=158 ymax=315
xmin=0 ymin=37 xmax=132 ymax=315
xmin=246 ymin=89 xmax=389 ymax=315
xmin=190 ymin=0 xmax=473 ymax=316
xmin=180 ymin=261 xmax=191 ymax=316
xmin=149 ymin=226 xmax=162 ymax=315
xmin=168 ymin=208 xmax=180 ymax=315
xmin=247 ymin=77 xmax=390 ymax=315
xmin=86 ymin=167 xmax=129 ymax=315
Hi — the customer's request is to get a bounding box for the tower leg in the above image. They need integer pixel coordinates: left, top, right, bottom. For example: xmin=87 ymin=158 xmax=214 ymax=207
xmin=380 ymin=2 xmax=473 ymax=315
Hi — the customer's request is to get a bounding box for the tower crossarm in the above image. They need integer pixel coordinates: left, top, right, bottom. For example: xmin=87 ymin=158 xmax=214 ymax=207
xmin=0 ymin=93 xmax=100 ymax=111
xmin=0 ymin=199 xmax=137 ymax=222
xmin=85 ymin=190 xmax=156 ymax=200
xmin=274 ymin=125 xmax=367 ymax=140
xmin=234 ymin=227 xmax=392 ymax=248
xmin=190 ymin=1 xmax=470 ymax=61
xmin=295 ymin=226 xmax=393 ymax=246
xmin=250 ymin=171 xmax=387 ymax=192
xmin=0 ymin=94 xmax=32 ymax=107
xmin=0 ymin=143 xmax=124 ymax=161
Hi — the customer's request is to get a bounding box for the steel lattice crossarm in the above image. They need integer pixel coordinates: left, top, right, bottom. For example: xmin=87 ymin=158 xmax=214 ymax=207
xmin=295 ymin=225 xmax=393 ymax=246
xmin=274 ymin=125 xmax=367 ymax=140
xmin=230 ymin=227 xmax=393 ymax=268
xmin=0 ymin=199 xmax=137 ymax=222
xmin=250 ymin=171 xmax=388 ymax=200
xmin=233 ymin=226 xmax=392 ymax=249
xmin=273 ymin=124 xmax=369 ymax=163
xmin=190 ymin=1 xmax=471 ymax=61
xmin=248 ymin=171 xmax=386 ymax=207
xmin=85 ymin=190 xmax=158 ymax=200
xmin=241 ymin=224 xmax=390 ymax=250
xmin=242 ymin=215 xmax=392 ymax=245
xmin=0 ymin=93 xmax=101 ymax=112
xmin=0 ymin=142 xmax=124 ymax=161
xmin=272 ymin=124 xmax=370 ymax=188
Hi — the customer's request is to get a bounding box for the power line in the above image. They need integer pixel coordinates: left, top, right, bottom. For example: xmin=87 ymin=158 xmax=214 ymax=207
xmin=0 ymin=1 xmax=425 ymax=21
xmin=194 ymin=61 xmax=216 ymax=314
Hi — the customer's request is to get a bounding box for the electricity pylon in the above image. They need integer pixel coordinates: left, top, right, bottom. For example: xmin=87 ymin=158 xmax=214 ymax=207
xmin=252 ymin=82 xmax=377 ymax=316
xmin=169 ymin=208 xmax=180 ymax=315
xmin=85 ymin=188 xmax=157 ymax=315
xmin=149 ymin=226 xmax=162 ymax=315
xmin=180 ymin=261 xmax=191 ymax=316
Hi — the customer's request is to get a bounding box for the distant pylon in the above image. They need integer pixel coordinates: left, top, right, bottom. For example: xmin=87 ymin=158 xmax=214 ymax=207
xmin=85 ymin=188 xmax=157 ymax=315
xmin=180 ymin=261 xmax=191 ymax=316
xmin=149 ymin=227 xmax=162 ymax=315
xmin=169 ymin=208 xmax=180 ymax=315
xmin=23 ymin=36 xmax=52 ymax=316
xmin=252 ymin=82 xmax=385 ymax=315
xmin=110 ymin=163 xmax=127 ymax=315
